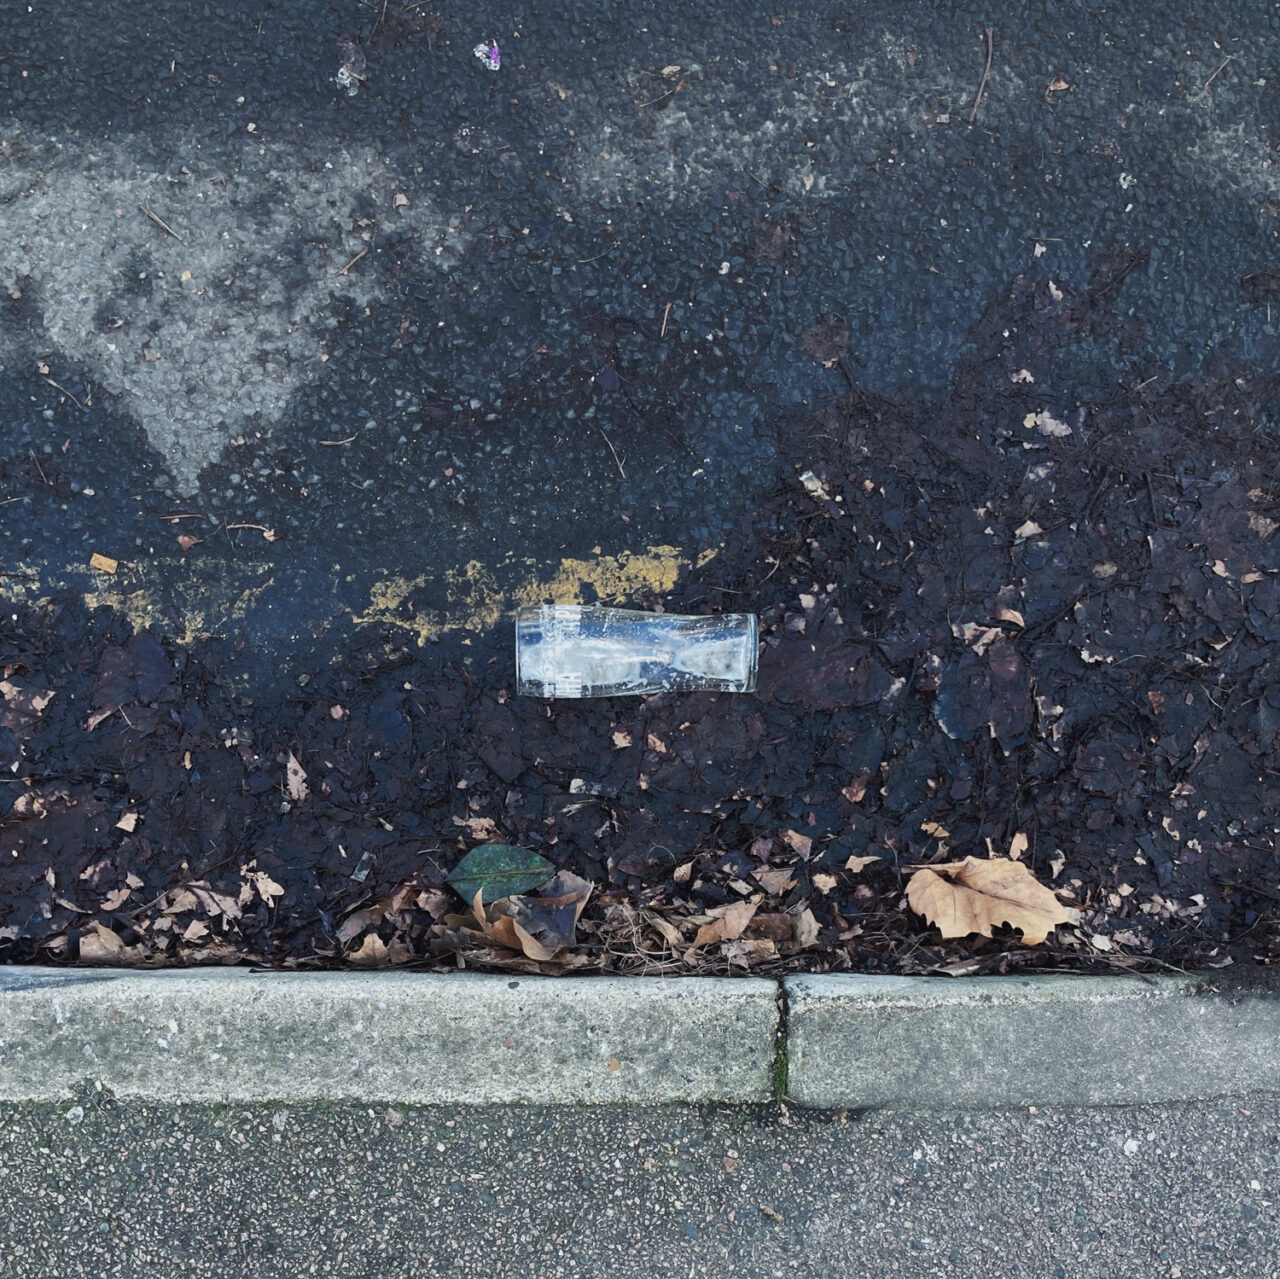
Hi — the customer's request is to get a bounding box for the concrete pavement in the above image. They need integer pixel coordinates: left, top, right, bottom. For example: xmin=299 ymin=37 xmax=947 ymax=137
xmin=1 ymin=1095 xmax=1274 ymax=1277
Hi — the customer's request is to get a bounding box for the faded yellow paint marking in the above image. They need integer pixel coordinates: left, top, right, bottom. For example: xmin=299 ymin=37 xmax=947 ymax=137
xmin=6 ymin=544 xmax=717 ymax=650
xmin=355 ymin=544 xmax=718 ymax=644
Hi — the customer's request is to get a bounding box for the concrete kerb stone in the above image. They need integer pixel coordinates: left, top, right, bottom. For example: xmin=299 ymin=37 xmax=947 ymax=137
xmin=3 ymin=968 xmax=1280 ymax=1109
xmin=0 ymin=970 xmax=778 ymax=1105
xmin=784 ymin=973 xmax=1280 ymax=1110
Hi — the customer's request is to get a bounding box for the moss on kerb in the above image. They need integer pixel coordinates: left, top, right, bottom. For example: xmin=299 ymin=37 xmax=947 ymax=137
xmin=771 ymin=984 xmax=789 ymax=1101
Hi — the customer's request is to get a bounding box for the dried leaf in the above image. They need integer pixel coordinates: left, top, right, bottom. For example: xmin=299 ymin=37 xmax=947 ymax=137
xmin=752 ymin=865 xmax=794 ymax=895
xmin=116 ymin=811 xmax=139 ymax=833
xmin=347 ymin=933 xmax=390 ymax=966
xmin=337 ymin=906 xmax=382 ymax=945
xmin=780 ymin=829 xmax=812 ymax=858
xmin=1022 ymin=410 xmax=1072 ymax=437
xmin=507 ymin=870 xmax=593 ymax=960
xmin=841 ymin=775 xmax=870 ymax=803
xmin=164 ymin=887 xmax=199 ymax=914
xmin=252 ymin=872 xmax=285 ymax=906
xmin=692 ymin=899 xmax=760 ymax=949
xmin=648 ymin=914 xmax=685 ymax=948
xmin=78 ymin=923 xmax=124 ymax=962
xmin=182 ymin=919 xmax=210 ymax=943
xmin=791 ymin=907 xmax=821 ymax=949
xmin=452 ymin=814 xmax=500 ymax=841
xmin=812 ymin=873 xmax=837 ymax=895
xmin=285 ymin=752 xmax=308 ymax=803
xmin=188 ymin=883 xmax=242 ymax=921
xmin=1009 ymin=831 xmax=1029 ymax=861
xmin=905 ymin=856 xmax=1070 ymax=945
xmin=100 ymin=886 xmax=132 ymax=911
xmin=844 ymin=854 xmax=882 ymax=872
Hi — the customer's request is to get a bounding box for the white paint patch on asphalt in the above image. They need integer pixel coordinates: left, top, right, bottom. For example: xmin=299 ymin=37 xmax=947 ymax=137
xmin=0 ymin=127 xmax=468 ymax=493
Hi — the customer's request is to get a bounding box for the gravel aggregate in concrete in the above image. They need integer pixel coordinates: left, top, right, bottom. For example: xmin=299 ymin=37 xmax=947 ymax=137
xmin=0 ymin=1096 xmax=1276 ymax=1277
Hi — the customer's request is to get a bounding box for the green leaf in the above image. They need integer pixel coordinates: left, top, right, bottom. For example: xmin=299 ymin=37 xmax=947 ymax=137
xmin=446 ymin=844 xmax=555 ymax=906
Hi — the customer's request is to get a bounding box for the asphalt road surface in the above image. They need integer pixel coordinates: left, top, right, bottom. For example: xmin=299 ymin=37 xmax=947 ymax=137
xmin=4 ymin=0 xmax=1278 ymax=684
xmin=1 ymin=1097 xmax=1277 ymax=1277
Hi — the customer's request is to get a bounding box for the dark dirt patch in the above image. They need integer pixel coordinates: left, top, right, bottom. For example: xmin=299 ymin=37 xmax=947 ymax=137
xmin=4 ymin=263 xmax=1278 ymax=977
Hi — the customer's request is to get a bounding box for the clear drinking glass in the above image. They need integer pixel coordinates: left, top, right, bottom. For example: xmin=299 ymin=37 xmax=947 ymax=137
xmin=515 ymin=605 xmax=758 ymax=698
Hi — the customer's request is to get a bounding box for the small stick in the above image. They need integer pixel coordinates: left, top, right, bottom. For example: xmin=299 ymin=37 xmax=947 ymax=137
xmin=139 ymin=204 xmax=182 ymax=240
xmin=636 ymin=81 xmax=685 ymax=110
xmin=226 ymin=522 xmax=273 ymax=532
xmin=336 ymin=247 xmax=369 ymax=276
xmin=318 ymin=433 xmax=359 ymax=446
xmin=969 ymin=27 xmax=994 ymax=123
xmin=1202 ymin=54 xmax=1234 ymax=93
xmin=598 ymin=427 xmax=626 ymax=479
xmin=29 ymin=450 xmax=52 ymax=488
xmin=43 ymin=376 xmax=84 ymax=409
xmin=660 ymin=302 xmax=672 ymax=338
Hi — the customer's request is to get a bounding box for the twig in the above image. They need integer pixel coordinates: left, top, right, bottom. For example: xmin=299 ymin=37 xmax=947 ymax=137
xmin=1202 ymin=54 xmax=1234 ymax=93
xmin=139 ymin=204 xmax=182 ymax=240
xmin=29 ymin=450 xmax=52 ymax=488
xmin=636 ymin=80 xmax=685 ymax=110
xmin=336 ymin=247 xmax=369 ymax=276
xmin=225 ymin=522 xmax=272 ymax=532
xmin=318 ymin=433 xmax=359 ymax=446
xmin=598 ymin=427 xmax=626 ymax=479
xmin=43 ymin=376 xmax=84 ymax=409
xmin=969 ymin=27 xmax=994 ymax=123
xmin=660 ymin=302 xmax=672 ymax=338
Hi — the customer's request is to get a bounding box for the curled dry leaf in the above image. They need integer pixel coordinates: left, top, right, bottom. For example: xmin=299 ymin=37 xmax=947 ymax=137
xmin=347 ymin=932 xmax=412 ymax=967
xmin=692 ymin=898 xmax=760 ymax=949
xmin=905 ymin=856 xmax=1070 ymax=945
xmin=78 ymin=922 xmax=143 ymax=963
xmin=841 ymin=775 xmax=870 ymax=803
xmin=100 ymin=886 xmax=132 ymax=912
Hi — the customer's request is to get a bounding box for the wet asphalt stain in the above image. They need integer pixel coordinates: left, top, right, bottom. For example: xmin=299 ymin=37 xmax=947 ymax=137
xmin=2 ymin=0 xmax=1280 ymax=970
